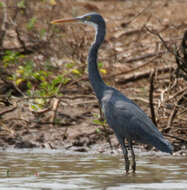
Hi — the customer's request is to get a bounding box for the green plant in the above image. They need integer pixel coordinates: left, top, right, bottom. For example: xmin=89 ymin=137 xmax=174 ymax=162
xmin=4 ymin=54 xmax=70 ymax=100
xmin=38 ymin=74 xmax=69 ymax=97
xmin=6 ymin=169 xmax=10 ymax=177
xmin=93 ymin=117 xmax=106 ymax=126
xmin=15 ymin=61 xmax=34 ymax=82
xmin=93 ymin=113 xmax=113 ymax=149
xmin=27 ymin=17 xmax=37 ymax=30
xmin=39 ymin=28 xmax=47 ymax=38
xmin=17 ymin=0 xmax=25 ymax=8
xmin=98 ymin=62 xmax=107 ymax=74
xmin=0 ymin=2 xmax=5 ymax=7
xmin=3 ymin=51 xmax=24 ymax=67
xmin=93 ymin=113 xmax=107 ymax=133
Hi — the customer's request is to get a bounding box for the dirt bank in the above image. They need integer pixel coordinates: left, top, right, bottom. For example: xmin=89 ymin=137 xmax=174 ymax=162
xmin=0 ymin=0 xmax=186 ymax=155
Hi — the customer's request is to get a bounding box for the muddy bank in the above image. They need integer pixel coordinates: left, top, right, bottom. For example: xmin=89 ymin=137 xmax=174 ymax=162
xmin=0 ymin=97 xmax=186 ymax=156
xmin=0 ymin=0 xmax=187 ymax=155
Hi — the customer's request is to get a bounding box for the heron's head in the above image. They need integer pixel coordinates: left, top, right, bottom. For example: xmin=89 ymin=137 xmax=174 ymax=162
xmin=51 ymin=12 xmax=105 ymax=29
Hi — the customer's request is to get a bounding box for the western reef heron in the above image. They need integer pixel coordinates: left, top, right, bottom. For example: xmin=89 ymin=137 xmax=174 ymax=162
xmin=51 ymin=12 xmax=173 ymax=173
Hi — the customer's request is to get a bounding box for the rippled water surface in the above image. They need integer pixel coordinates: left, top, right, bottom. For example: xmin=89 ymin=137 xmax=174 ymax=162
xmin=0 ymin=149 xmax=186 ymax=190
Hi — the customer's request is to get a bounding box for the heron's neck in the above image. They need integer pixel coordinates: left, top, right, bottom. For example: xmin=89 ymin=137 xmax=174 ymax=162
xmin=88 ymin=25 xmax=107 ymax=101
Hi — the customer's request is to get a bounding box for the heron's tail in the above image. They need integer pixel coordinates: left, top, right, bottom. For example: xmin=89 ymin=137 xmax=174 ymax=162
xmin=151 ymin=136 xmax=173 ymax=154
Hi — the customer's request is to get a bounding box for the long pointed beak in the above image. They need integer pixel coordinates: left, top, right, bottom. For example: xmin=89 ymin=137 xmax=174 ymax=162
xmin=50 ymin=17 xmax=80 ymax=24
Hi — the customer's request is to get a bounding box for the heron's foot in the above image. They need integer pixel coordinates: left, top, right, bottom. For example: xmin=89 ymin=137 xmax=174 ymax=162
xmin=132 ymin=161 xmax=136 ymax=173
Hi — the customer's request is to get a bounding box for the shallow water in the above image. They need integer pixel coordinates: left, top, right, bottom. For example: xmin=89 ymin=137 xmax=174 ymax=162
xmin=0 ymin=149 xmax=186 ymax=190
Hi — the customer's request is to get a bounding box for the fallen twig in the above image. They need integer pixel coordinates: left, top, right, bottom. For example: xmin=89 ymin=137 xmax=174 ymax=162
xmin=105 ymin=55 xmax=161 ymax=79
xmin=0 ymin=105 xmax=17 ymax=116
xmin=50 ymin=98 xmax=60 ymax=126
xmin=165 ymin=87 xmax=187 ymax=102
xmin=116 ymin=65 xmax=176 ymax=84
xmin=164 ymin=134 xmax=187 ymax=143
xmin=20 ymin=94 xmax=95 ymax=101
xmin=125 ymin=51 xmax=166 ymax=63
xmin=69 ymin=100 xmax=98 ymax=106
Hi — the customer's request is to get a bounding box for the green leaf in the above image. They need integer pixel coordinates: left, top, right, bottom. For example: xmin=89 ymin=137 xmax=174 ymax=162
xmin=72 ymin=69 xmax=81 ymax=75
xmin=40 ymin=28 xmax=46 ymax=38
xmin=98 ymin=62 xmax=103 ymax=69
xmin=40 ymin=81 xmax=48 ymax=89
xmin=27 ymin=17 xmax=37 ymax=30
xmin=99 ymin=68 xmax=107 ymax=74
xmin=15 ymin=78 xmax=24 ymax=85
xmin=0 ymin=2 xmax=5 ymax=8
xmin=96 ymin=128 xmax=100 ymax=133
xmin=17 ymin=0 xmax=25 ymax=8
xmin=27 ymin=81 xmax=32 ymax=89
xmin=52 ymin=75 xmax=63 ymax=86
xmin=93 ymin=119 xmax=104 ymax=125
xmin=65 ymin=63 xmax=74 ymax=69
xmin=35 ymin=98 xmax=45 ymax=106
xmin=3 ymin=51 xmax=21 ymax=65
xmin=30 ymin=104 xmax=39 ymax=111
xmin=61 ymin=77 xmax=70 ymax=85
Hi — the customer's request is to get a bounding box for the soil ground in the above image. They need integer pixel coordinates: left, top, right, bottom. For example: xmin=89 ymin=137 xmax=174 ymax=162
xmin=0 ymin=0 xmax=186 ymax=155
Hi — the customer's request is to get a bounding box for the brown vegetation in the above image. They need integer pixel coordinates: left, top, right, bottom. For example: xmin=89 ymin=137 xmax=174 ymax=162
xmin=0 ymin=0 xmax=186 ymax=154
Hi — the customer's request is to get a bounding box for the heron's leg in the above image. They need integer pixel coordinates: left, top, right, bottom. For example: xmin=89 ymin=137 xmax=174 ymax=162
xmin=120 ymin=138 xmax=130 ymax=174
xmin=128 ymin=140 xmax=136 ymax=173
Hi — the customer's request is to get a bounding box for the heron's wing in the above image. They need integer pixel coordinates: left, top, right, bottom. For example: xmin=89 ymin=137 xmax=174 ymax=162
xmin=102 ymin=88 xmax=172 ymax=153
xmin=113 ymin=101 xmax=173 ymax=153
xmin=102 ymin=89 xmax=154 ymax=137
xmin=113 ymin=100 xmax=161 ymax=140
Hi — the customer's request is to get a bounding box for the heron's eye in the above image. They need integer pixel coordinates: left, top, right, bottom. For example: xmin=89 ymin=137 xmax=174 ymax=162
xmin=85 ymin=16 xmax=91 ymax=20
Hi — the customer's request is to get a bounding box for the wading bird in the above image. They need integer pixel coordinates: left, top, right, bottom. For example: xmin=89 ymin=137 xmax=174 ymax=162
xmin=51 ymin=13 xmax=173 ymax=173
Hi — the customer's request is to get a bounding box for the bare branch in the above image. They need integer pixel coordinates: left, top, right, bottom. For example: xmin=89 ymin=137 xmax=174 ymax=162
xmin=122 ymin=1 xmax=153 ymax=27
xmin=167 ymin=92 xmax=187 ymax=128
xmin=144 ymin=26 xmax=175 ymax=56
xmin=0 ymin=105 xmax=17 ymax=116
xmin=175 ymin=31 xmax=187 ymax=74
xmin=0 ymin=3 xmax=7 ymax=47
xmin=149 ymin=70 xmax=157 ymax=126
xmin=145 ymin=25 xmax=187 ymax=77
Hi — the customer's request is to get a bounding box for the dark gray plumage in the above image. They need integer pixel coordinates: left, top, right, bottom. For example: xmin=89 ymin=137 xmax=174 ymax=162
xmin=51 ymin=12 xmax=173 ymax=173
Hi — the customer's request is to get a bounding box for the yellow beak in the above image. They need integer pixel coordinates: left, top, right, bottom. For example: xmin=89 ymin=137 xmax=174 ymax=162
xmin=50 ymin=17 xmax=79 ymax=24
